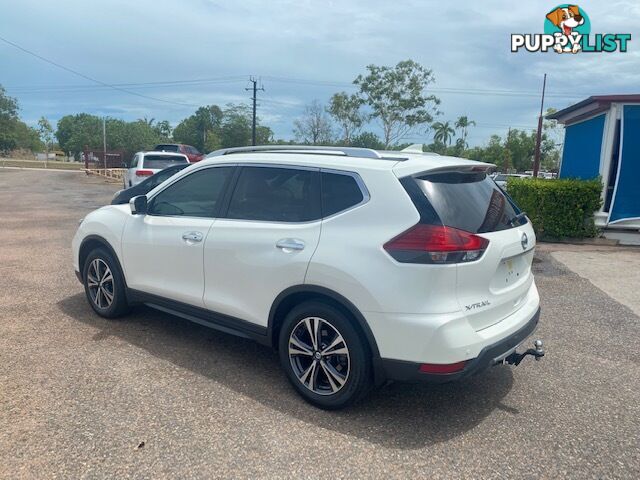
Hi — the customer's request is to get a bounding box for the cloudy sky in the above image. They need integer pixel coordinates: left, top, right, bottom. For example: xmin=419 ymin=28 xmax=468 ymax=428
xmin=1 ymin=0 xmax=638 ymax=146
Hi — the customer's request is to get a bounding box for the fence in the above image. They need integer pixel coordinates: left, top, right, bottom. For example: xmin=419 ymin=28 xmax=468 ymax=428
xmin=82 ymin=148 xmax=126 ymax=169
xmin=82 ymin=147 xmax=128 ymax=182
xmin=86 ymin=168 xmax=127 ymax=181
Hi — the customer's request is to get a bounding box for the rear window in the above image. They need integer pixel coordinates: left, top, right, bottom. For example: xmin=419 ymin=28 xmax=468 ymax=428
xmin=142 ymin=155 xmax=188 ymax=169
xmin=409 ymin=171 xmax=525 ymax=233
xmin=154 ymin=144 xmax=180 ymax=152
xmin=494 ymin=174 xmax=507 ymax=182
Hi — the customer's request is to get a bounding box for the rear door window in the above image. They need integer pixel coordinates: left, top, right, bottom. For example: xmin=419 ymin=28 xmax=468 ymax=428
xmin=321 ymin=172 xmax=365 ymax=217
xmin=226 ymin=167 xmax=321 ymax=222
xmin=412 ymin=171 xmax=525 ymax=233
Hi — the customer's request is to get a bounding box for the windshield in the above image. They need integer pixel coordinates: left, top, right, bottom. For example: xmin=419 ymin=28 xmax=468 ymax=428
xmin=142 ymin=155 xmax=188 ymax=169
xmin=413 ymin=171 xmax=525 ymax=233
xmin=495 ymin=174 xmax=507 ymax=182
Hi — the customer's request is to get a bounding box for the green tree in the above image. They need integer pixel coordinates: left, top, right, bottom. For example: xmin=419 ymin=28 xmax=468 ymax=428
xmin=350 ymin=131 xmax=385 ymax=150
xmin=37 ymin=117 xmax=54 ymax=162
xmin=173 ymin=105 xmax=224 ymax=151
xmin=220 ymin=104 xmax=252 ymax=148
xmin=293 ymin=100 xmax=334 ymax=145
xmin=153 ymin=120 xmax=172 ymax=139
xmin=55 ymin=113 xmax=102 ymax=157
xmin=454 ymin=116 xmax=475 ymax=148
xmin=432 ymin=121 xmax=455 ymax=146
xmin=327 ymin=92 xmax=365 ymax=145
xmin=0 ymin=85 xmax=20 ymax=152
xmin=354 ymin=59 xmax=440 ymax=148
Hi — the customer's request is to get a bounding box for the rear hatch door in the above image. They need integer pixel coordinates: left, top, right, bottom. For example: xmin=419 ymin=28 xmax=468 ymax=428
xmin=410 ymin=168 xmax=535 ymax=331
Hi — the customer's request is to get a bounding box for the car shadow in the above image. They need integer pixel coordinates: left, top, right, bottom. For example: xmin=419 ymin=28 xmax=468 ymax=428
xmin=58 ymin=293 xmax=516 ymax=450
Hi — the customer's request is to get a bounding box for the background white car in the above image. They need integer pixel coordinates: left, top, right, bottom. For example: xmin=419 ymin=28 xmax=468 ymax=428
xmin=124 ymin=151 xmax=189 ymax=188
xmin=494 ymin=173 xmax=531 ymax=189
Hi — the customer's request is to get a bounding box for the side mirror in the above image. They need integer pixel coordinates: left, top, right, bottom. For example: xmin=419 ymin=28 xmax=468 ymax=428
xmin=130 ymin=195 xmax=148 ymax=215
xmin=122 ymin=161 xmax=128 ymax=168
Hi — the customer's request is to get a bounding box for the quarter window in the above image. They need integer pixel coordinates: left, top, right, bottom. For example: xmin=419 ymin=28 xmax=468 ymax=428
xmin=321 ymin=172 xmax=364 ymax=217
xmin=226 ymin=167 xmax=321 ymax=222
xmin=149 ymin=167 xmax=233 ymax=217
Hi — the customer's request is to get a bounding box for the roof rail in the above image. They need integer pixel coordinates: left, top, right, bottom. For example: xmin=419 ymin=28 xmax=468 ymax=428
xmin=206 ymin=145 xmax=383 ymax=160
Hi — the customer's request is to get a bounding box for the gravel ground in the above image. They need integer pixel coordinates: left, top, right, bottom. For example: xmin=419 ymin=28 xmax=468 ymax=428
xmin=1 ymin=169 xmax=639 ymax=479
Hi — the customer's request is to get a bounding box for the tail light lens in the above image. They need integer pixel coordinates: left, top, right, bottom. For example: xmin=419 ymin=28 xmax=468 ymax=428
xmin=419 ymin=361 xmax=467 ymax=374
xmin=384 ymin=224 xmax=489 ymax=264
xmin=135 ymin=169 xmax=154 ymax=177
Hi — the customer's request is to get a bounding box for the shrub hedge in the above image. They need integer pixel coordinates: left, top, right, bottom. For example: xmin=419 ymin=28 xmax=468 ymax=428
xmin=507 ymin=177 xmax=602 ymax=239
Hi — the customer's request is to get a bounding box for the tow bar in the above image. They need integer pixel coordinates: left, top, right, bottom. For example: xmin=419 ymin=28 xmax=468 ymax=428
xmin=502 ymin=340 xmax=545 ymax=366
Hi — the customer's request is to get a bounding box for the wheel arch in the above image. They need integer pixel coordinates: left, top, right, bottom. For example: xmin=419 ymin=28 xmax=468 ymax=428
xmin=78 ymin=235 xmax=126 ymax=286
xmin=268 ymin=285 xmax=385 ymax=385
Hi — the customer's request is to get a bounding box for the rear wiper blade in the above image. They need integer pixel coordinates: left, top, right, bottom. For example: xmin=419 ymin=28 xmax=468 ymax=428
xmin=510 ymin=212 xmax=527 ymax=226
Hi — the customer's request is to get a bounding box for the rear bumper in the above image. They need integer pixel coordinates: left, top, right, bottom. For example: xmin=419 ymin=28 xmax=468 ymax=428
xmin=381 ymin=306 xmax=540 ymax=383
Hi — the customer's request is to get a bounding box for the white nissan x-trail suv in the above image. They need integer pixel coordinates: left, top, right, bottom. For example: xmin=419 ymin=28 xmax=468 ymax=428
xmin=72 ymin=145 xmax=542 ymax=409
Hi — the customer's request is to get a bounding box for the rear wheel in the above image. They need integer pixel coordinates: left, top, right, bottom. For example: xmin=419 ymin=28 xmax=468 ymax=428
xmin=82 ymin=248 xmax=130 ymax=318
xmin=278 ymin=301 xmax=371 ymax=409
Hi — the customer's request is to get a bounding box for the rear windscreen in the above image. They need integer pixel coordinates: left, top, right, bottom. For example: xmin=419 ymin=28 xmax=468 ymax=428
xmin=412 ymin=171 xmax=525 ymax=233
xmin=143 ymin=155 xmax=188 ymax=169
xmin=155 ymin=145 xmax=180 ymax=152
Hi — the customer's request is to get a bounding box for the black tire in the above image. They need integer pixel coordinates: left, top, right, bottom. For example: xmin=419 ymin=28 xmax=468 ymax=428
xmin=82 ymin=247 xmax=130 ymax=319
xmin=278 ymin=301 xmax=372 ymax=409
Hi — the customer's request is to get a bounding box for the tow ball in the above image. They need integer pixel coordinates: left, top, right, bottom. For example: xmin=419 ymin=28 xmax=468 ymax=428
xmin=503 ymin=340 xmax=545 ymax=366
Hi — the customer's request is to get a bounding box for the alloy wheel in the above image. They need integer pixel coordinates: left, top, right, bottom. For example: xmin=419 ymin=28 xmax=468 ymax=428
xmin=87 ymin=258 xmax=114 ymax=309
xmin=288 ymin=317 xmax=350 ymax=395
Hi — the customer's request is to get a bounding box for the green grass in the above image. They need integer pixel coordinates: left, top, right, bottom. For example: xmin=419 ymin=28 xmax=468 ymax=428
xmin=0 ymin=159 xmax=84 ymax=170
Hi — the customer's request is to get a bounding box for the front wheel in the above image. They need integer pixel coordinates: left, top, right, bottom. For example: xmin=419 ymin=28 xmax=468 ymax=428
xmin=278 ymin=301 xmax=371 ymax=409
xmin=82 ymin=248 xmax=130 ymax=318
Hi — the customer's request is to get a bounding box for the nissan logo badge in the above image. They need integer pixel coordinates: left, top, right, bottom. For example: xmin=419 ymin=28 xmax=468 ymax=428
xmin=521 ymin=232 xmax=529 ymax=250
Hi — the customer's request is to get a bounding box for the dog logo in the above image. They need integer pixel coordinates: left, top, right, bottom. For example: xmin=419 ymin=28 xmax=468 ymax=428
xmin=544 ymin=5 xmax=590 ymax=53
xmin=511 ymin=5 xmax=631 ymax=54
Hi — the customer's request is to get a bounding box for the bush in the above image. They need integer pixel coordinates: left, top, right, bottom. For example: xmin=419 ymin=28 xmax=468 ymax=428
xmin=507 ymin=177 xmax=602 ymax=239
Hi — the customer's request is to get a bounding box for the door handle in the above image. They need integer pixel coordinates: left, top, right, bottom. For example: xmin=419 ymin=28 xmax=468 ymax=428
xmin=182 ymin=231 xmax=203 ymax=243
xmin=276 ymin=238 xmax=305 ymax=252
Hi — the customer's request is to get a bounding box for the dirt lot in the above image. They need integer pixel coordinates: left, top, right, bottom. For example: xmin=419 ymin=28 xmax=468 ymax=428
xmin=1 ymin=169 xmax=639 ymax=479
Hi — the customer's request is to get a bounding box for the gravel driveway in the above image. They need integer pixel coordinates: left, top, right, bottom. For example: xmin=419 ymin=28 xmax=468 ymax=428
xmin=1 ymin=169 xmax=638 ymax=479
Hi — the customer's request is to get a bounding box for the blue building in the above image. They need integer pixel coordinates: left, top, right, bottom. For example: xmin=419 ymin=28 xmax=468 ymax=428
xmin=549 ymin=95 xmax=640 ymax=243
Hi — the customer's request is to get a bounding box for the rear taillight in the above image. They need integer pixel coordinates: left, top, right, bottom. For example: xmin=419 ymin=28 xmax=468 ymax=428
xmin=419 ymin=361 xmax=467 ymax=374
xmin=383 ymin=224 xmax=489 ymax=264
xmin=135 ymin=169 xmax=154 ymax=177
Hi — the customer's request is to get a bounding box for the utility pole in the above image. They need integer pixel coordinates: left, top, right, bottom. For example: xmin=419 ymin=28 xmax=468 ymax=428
xmin=533 ymin=73 xmax=547 ymax=178
xmin=103 ymin=117 xmax=107 ymax=170
xmin=245 ymin=76 xmax=264 ymax=146
xmin=505 ymin=127 xmax=511 ymax=173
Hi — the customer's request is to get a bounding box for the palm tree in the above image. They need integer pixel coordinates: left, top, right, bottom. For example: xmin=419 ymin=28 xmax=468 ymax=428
xmin=141 ymin=117 xmax=156 ymax=127
xmin=454 ymin=116 xmax=476 ymax=147
xmin=432 ymin=121 xmax=455 ymax=147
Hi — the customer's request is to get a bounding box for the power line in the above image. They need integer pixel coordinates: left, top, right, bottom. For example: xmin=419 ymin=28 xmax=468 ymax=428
xmin=5 ymin=76 xmax=249 ymax=94
xmin=4 ymin=69 xmax=594 ymax=100
xmin=0 ymin=35 xmax=200 ymax=107
xmin=260 ymin=75 xmax=592 ymax=99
